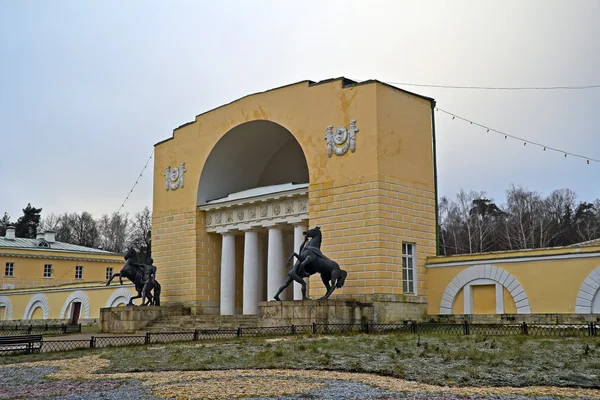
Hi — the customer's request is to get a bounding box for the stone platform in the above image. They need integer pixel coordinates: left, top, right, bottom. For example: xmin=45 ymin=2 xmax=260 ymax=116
xmin=100 ymin=305 xmax=191 ymax=333
xmin=257 ymin=294 xmax=427 ymax=327
xmin=100 ymin=295 xmax=428 ymax=333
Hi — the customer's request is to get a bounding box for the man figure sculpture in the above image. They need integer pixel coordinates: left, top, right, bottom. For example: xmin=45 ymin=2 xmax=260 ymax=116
xmin=141 ymin=258 xmax=157 ymax=306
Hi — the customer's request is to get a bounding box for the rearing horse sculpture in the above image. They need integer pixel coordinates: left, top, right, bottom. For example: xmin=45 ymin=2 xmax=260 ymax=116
xmin=106 ymin=248 xmax=161 ymax=306
xmin=274 ymin=226 xmax=347 ymax=301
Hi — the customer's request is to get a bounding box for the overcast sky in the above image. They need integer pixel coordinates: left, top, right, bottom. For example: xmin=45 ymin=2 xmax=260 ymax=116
xmin=1 ymin=0 xmax=599 ymax=222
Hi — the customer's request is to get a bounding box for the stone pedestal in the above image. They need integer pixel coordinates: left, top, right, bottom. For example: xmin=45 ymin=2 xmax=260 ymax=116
xmin=257 ymin=294 xmax=428 ymax=327
xmin=100 ymin=305 xmax=191 ymax=333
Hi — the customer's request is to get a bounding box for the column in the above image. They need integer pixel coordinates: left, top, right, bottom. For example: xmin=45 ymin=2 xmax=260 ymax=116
xmin=293 ymin=223 xmax=307 ymax=300
xmin=243 ymin=230 xmax=259 ymax=315
xmin=267 ymin=226 xmax=284 ymax=301
xmin=257 ymin=233 xmax=266 ymax=302
xmin=220 ymin=233 xmax=236 ymax=315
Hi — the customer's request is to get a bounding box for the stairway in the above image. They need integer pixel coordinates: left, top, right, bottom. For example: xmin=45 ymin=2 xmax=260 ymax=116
xmin=143 ymin=314 xmax=259 ymax=332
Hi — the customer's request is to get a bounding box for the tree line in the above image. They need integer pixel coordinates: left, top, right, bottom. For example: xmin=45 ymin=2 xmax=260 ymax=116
xmin=439 ymin=185 xmax=600 ymax=256
xmin=0 ymin=204 xmax=151 ymax=260
xmin=3 ymin=184 xmax=599 ymax=259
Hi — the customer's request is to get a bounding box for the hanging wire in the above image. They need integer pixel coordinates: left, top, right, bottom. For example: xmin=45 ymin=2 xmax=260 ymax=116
xmin=435 ymin=107 xmax=599 ymax=164
xmin=116 ymin=150 xmax=154 ymax=215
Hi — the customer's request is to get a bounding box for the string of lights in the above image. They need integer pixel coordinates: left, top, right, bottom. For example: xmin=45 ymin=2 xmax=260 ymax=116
xmin=386 ymin=81 xmax=600 ymax=91
xmin=116 ymin=150 xmax=154 ymax=215
xmin=435 ymin=107 xmax=600 ymax=165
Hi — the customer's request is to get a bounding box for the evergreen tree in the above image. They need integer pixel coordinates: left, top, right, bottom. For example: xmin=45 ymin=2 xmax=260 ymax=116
xmin=14 ymin=204 xmax=42 ymax=238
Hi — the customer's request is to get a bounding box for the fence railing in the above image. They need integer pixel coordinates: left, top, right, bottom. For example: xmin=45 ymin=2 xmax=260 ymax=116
xmin=3 ymin=321 xmax=598 ymax=355
xmin=0 ymin=323 xmax=81 ymax=337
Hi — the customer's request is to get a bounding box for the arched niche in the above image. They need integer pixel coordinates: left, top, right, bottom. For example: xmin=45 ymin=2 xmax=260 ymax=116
xmin=197 ymin=120 xmax=309 ymax=205
xmin=439 ymin=264 xmax=531 ymax=315
xmin=575 ymin=266 xmax=600 ymax=314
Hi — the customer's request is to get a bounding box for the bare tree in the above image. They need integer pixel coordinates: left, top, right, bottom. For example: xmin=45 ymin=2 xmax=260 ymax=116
xmin=39 ymin=213 xmax=61 ymax=232
xmin=55 ymin=212 xmax=99 ymax=248
xmin=98 ymin=212 xmax=129 ymax=253
xmin=127 ymin=207 xmax=151 ymax=261
xmin=469 ymin=197 xmax=503 ymax=253
xmin=0 ymin=212 xmax=11 ymax=236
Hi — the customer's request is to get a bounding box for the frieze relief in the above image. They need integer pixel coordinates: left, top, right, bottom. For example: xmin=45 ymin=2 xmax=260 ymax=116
xmin=324 ymin=120 xmax=358 ymax=157
xmin=203 ymin=195 xmax=309 ymax=232
xmin=164 ymin=162 xmax=186 ymax=191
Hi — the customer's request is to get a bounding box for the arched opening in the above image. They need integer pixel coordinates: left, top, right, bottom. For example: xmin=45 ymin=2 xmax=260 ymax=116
xmin=31 ymin=306 xmax=44 ymax=320
xmin=105 ymin=288 xmax=132 ymax=308
xmin=440 ymin=265 xmax=531 ymax=315
xmin=575 ymin=266 xmax=600 ymax=313
xmin=60 ymin=291 xmax=91 ymax=321
xmin=23 ymin=294 xmax=49 ymax=320
xmin=197 ymin=120 xmax=309 ymax=205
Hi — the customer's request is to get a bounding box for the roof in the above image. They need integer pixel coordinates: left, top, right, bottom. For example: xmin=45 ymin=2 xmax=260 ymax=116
xmin=206 ymin=182 xmax=309 ymax=205
xmin=0 ymin=236 xmax=121 ymax=256
xmin=567 ymin=237 xmax=600 ymax=247
xmin=155 ymin=77 xmax=436 ymax=146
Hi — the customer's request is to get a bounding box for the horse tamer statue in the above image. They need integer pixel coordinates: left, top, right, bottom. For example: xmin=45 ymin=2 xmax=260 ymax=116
xmin=274 ymin=226 xmax=347 ymax=301
xmin=106 ymin=248 xmax=161 ymax=306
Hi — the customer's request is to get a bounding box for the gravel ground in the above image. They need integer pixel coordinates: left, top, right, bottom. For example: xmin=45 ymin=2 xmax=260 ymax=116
xmin=0 ymin=355 xmax=598 ymax=400
xmin=0 ymin=366 xmax=57 ymax=386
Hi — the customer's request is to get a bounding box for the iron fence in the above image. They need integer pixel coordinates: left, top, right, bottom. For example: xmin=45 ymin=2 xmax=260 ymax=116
xmin=95 ymin=336 xmax=146 ymax=348
xmin=0 ymin=323 xmax=81 ymax=337
xmin=41 ymin=340 xmax=90 ymax=353
xmin=2 ymin=321 xmax=598 ymax=356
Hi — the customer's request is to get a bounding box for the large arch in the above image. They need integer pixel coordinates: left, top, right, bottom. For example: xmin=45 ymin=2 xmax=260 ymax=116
xmin=59 ymin=290 xmax=91 ymax=319
xmin=0 ymin=296 xmax=13 ymax=321
xmin=105 ymin=288 xmax=132 ymax=308
xmin=439 ymin=264 xmax=531 ymax=315
xmin=23 ymin=294 xmax=50 ymax=320
xmin=197 ymin=120 xmax=309 ymax=205
xmin=575 ymin=266 xmax=600 ymax=313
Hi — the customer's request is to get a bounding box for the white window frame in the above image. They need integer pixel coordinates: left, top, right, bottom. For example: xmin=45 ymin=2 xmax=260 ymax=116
xmin=106 ymin=267 xmax=113 ymax=281
xmin=402 ymin=243 xmax=417 ymax=295
xmin=43 ymin=264 xmax=53 ymax=278
xmin=4 ymin=262 xmax=14 ymax=277
xmin=75 ymin=265 xmax=84 ymax=280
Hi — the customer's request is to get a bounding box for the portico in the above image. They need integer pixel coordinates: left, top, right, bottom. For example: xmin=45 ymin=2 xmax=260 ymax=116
xmin=199 ymin=183 xmax=309 ymax=315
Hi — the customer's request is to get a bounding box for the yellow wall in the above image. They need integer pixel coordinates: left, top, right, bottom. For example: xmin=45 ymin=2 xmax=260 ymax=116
xmin=0 ymin=248 xmax=123 ymax=290
xmin=472 ymin=285 xmax=495 ymax=314
xmin=503 ymin=287 xmax=517 ymax=314
xmin=427 ymin=247 xmax=600 ymax=315
xmin=0 ymin=284 xmax=138 ymax=321
xmin=152 ymin=79 xmax=436 ymax=306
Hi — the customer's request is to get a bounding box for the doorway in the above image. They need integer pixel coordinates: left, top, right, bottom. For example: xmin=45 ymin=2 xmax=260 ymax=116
xmin=70 ymin=302 xmax=81 ymax=325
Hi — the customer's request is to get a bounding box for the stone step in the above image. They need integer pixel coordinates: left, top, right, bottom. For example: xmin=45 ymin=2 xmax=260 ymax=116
xmin=152 ymin=315 xmax=258 ymax=323
xmin=144 ymin=314 xmax=259 ymax=332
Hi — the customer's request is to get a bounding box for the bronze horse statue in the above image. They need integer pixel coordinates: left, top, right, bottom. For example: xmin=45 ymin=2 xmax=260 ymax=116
xmin=106 ymin=248 xmax=161 ymax=306
xmin=274 ymin=226 xmax=347 ymax=301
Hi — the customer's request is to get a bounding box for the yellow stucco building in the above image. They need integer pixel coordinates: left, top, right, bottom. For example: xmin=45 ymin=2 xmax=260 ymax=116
xmin=2 ymin=77 xmax=599 ymax=323
xmin=151 ymin=77 xmax=600 ymax=321
xmin=0 ymin=227 xmax=137 ymax=322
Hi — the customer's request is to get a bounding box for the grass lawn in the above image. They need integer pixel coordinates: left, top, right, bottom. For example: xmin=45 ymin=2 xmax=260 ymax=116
xmin=1 ymin=333 xmax=599 ymax=388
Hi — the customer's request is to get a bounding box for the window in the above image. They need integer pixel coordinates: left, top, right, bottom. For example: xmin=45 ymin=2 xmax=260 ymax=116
xmin=75 ymin=266 xmax=83 ymax=280
xmin=4 ymin=262 xmax=14 ymax=277
xmin=106 ymin=267 xmax=113 ymax=281
xmin=402 ymin=243 xmax=416 ymax=294
xmin=44 ymin=264 xmax=53 ymax=278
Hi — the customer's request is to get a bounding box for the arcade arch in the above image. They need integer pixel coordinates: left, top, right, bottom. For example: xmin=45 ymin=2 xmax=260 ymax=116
xmin=59 ymin=290 xmax=91 ymax=320
xmin=23 ymin=294 xmax=50 ymax=320
xmin=575 ymin=266 xmax=600 ymax=313
xmin=440 ymin=265 xmax=531 ymax=315
xmin=197 ymin=120 xmax=310 ymax=316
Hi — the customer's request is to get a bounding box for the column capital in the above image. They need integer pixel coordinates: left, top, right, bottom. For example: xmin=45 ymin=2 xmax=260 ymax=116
xmin=288 ymin=219 xmax=308 ymax=227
